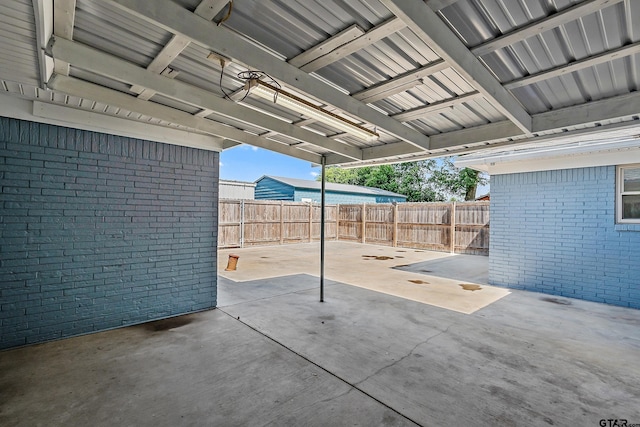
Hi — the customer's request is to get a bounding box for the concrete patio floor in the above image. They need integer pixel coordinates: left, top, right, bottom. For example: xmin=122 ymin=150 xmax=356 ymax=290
xmin=1 ymin=243 xmax=639 ymax=426
xmin=218 ymin=241 xmax=508 ymax=314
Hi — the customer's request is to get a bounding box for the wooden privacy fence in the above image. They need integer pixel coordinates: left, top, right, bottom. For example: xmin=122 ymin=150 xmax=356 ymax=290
xmin=219 ymin=200 xmax=338 ymax=248
xmin=219 ymin=200 xmax=489 ymax=255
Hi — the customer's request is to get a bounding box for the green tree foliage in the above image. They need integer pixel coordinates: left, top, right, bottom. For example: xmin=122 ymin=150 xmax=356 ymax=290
xmin=323 ymin=167 xmax=359 ymax=185
xmin=318 ymin=157 xmax=486 ymax=202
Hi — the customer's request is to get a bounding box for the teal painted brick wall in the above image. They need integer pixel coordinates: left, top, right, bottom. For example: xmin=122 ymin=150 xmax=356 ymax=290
xmin=0 ymin=117 xmax=219 ymax=349
xmin=490 ymin=166 xmax=640 ymax=309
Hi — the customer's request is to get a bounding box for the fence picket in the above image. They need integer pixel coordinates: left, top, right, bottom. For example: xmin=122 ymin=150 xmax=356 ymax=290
xmin=218 ymin=200 xmax=489 ymax=255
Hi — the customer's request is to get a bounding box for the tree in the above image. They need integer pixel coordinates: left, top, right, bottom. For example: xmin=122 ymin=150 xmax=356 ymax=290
xmin=322 ymin=167 xmax=359 ymax=185
xmin=319 ymin=157 xmax=486 ymax=202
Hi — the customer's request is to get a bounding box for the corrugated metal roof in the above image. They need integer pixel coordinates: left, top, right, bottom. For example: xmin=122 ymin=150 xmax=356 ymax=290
xmin=441 ymin=0 xmax=640 ymax=113
xmin=258 ymin=175 xmax=406 ymax=198
xmin=0 ymin=0 xmax=40 ymax=86
xmin=0 ymin=0 xmax=638 ymax=166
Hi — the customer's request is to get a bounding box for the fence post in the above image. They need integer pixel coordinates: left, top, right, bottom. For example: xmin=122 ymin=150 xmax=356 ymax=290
xmin=240 ymin=199 xmax=245 ymax=248
xmin=335 ymin=205 xmax=339 ymax=241
xmin=309 ymin=201 xmax=313 ymax=243
xmin=280 ymin=200 xmax=284 ymax=245
xmin=392 ymin=203 xmax=398 ymax=247
xmin=361 ymin=203 xmax=366 ymax=244
xmin=450 ymin=202 xmax=456 ymax=254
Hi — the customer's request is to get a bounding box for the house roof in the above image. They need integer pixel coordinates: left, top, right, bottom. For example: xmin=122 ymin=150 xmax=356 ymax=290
xmin=1 ymin=0 xmax=639 ymax=167
xmin=257 ymin=176 xmax=406 ymax=199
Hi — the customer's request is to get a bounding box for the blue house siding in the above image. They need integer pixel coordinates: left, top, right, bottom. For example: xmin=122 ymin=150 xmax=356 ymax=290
xmin=0 ymin=117 xmax=219 ymax=349
xmin=254 ymin=177 xmax=295 ymax=200
xmin=293 ymin=189 xmax=404 ymax=204
xmin=255 ymin=176 xmax=406 ymax=204
xmin=490 ymin=166 xmax=640 ymax=309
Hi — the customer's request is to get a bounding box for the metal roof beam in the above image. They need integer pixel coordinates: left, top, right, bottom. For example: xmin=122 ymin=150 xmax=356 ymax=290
xmin=52 ymin=0 xmax=75 ymax=76
xmin=330 ymin=120 xmax=640 ymax=167
xmin=426 ymin=0 xmax=459 ymax=11
xmin=381 ymin=0 xmax=532 ymax=134
xmin=351 ymin=59 xmax=449 ymax=103
xmin=131 ymin=0 xmax=227 ymax=99
xmin=104 ymin=0 xmax=432 ymax=151
xmin=47 ymin=74 xmax=325 ymax=164
xmin=288 ymin=24 xmax=365 ymax=68
xmin=193 ymin=0 xmax=230 ymax=20
xmin=351 ymin=0 xmax=626 ymax=106
xmin=358 ymin=91 xmax=640 ymax=162
xmin=49 ymin=37 xmax=362 ymax=160
xmin=471 ymin=0 xmax=625 ymax=57
xmin=130 ymin=35 xmax=190 ymax=97
xmin=505 ymin=41 xmax=640 ymax=90
xmin=342 ymin=118 xmax=640 ymax=168
xmin=33 ymin=0 xmax=55 ymax=88
xmin=532 ymin=91 xmax=640 ymax=131
xmin=353 ymin=0 xmax=625 ymax=105
xmin=391 ymin=91 xmax=482 ymax=122
xmin=299 ymin=17 xmax=406 ymax=73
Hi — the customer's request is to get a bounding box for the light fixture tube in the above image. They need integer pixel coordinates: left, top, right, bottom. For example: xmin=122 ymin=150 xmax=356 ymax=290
xmin=247 ymin=79 xmax=379 ymax=141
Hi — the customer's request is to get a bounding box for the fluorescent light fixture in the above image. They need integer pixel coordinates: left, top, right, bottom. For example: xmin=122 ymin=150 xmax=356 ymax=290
xmin=246 ymin=79 xmax=379 ymax=142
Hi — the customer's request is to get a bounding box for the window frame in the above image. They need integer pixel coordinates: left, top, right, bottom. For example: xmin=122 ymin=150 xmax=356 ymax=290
xmin=616 ymin=164 xmax=640 ymax=224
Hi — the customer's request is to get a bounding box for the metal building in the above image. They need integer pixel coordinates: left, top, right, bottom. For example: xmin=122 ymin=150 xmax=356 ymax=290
xmin=219 ymin=179 xmax=255 ymax=200
xmin=255 ymin=175 xmax=407 ymax=204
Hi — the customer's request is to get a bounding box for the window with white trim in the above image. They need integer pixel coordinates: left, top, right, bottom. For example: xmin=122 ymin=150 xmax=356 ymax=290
xmin=617 ymin=164 xmax=640 ymax=223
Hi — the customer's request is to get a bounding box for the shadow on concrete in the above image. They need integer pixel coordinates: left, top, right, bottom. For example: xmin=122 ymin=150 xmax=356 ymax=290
xmin=392 ymin=254 xmax=489 ymax=284
xmin=2 ymin=272 xmax=640 ymax=426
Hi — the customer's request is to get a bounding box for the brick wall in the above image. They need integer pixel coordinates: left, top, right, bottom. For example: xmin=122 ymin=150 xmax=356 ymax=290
xmin=490 ymin=167 xmax=640 ymax=309
xmin=1 ymin=117 xmax=219 ymax=349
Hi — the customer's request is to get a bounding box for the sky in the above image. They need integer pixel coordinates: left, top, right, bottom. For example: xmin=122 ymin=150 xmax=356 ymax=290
xmin=219 ymin=145 xmax=321 ymax=182
xmin=219 ymin=145 xmax=490 ymax=197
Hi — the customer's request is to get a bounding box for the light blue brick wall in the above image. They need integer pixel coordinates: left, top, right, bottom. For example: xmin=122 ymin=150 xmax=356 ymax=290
xmin=490 ymin=166 xmax=640 ymax=309
xmin=0 ymin=117 xmax=219 ymax=349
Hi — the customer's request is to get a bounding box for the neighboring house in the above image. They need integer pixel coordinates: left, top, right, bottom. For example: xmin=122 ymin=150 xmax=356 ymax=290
xmin=457 ymin=138 xmax=640 ymax=309
xmin=254 ymin=175 xmax=407 ymax=204
xmin=475 ymin=193 xmax=490 ymax=201
xmin=219 ymin=179 xmax=255 ymax=199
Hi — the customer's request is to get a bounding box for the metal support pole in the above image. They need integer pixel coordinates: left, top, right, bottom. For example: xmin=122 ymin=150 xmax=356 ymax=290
xmin=320 ymin=156 xmax=326 ymax=303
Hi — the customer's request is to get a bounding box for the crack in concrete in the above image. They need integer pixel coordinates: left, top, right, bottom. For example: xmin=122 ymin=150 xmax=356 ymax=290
xmin=219 ymin=308 xmax=423 ymax=427
xmin=354 ymin=323 xmax=456 ymax=387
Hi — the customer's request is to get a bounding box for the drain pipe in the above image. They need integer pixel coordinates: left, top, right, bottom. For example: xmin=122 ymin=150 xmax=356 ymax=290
xmin=320 ymin=155 xmax=326 ymax=302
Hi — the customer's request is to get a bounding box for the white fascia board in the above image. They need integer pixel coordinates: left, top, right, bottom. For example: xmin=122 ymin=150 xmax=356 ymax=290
xmin=456 ymin=138 xmax=640 ymax=174
xmin=33 ymin=102 xmax=225 ymax=151
xmin=0 ymin=93 xmax=224 ymax=150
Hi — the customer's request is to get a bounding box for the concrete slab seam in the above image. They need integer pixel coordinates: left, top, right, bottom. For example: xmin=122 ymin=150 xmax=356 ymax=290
xmin=217 ymin=308 xmax=424 ymax=427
